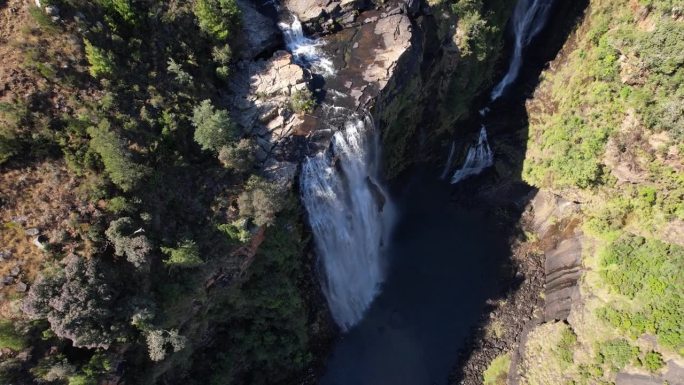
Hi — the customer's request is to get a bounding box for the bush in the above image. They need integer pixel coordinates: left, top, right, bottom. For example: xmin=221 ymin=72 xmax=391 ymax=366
xmin=87 ymin=120 xmax=149 ymax=191
xmin=84 ymin=40 xmax=115 ymax=78
xmin=0 ymin=320 xmax=28 ymax=351
xmin=483 ymin=353 xmax=511 ymax=385
xmin=596 ymin=339 xmax=639 ymax=372
xmin=598 ymin=235 xmax=684 ymax=350
xmin=290 ymin=88 xmax=315 ymax=115
xmin=218 ymin=138 xmax=256 ymax=173
xmin=642 ymin=351 xmax=665 ymax=372
xmin=237 ymin=176 xmax=286 ymax=227
xmin=145 ymin=329 xmax=187 ymax=361
xmin=106 ymin=217 xmax=152 ymax=269
xmin=22 ymin=255 xmax=123 ymax=349
xmin=193 ymin=0 xmax=240 ymax=42
xmin=192 ymin=100 xmax=238 ymax=153
xmin=161 ymin=240 xmax=204 ymax=269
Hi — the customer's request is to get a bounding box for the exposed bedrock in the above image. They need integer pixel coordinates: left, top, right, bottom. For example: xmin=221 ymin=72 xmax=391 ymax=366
xmin=227 ymin=0 xmax=491 ymax=183
xmin=528 ymin=190 xmax=583 ymax=322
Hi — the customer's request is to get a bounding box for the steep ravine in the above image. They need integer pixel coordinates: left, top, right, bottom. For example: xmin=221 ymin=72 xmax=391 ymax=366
xmin=226 ymin=0 xmax=590 ymax=384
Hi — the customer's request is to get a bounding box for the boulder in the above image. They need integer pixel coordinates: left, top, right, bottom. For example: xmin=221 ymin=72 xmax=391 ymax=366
xmin=15 ymin=282 xmax=28 ymax=293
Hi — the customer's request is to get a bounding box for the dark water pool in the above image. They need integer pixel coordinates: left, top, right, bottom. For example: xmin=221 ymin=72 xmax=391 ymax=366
xmin=318 ymin=172 xmax=510 ymax=385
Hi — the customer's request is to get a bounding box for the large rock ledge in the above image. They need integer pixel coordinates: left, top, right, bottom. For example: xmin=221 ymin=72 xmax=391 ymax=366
xmin=227 ymin=0 xmax=428 ymax=184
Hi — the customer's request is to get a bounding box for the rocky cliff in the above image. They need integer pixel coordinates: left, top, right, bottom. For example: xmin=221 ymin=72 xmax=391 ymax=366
xmin=228 ymin=0 xmax=514 ymax=181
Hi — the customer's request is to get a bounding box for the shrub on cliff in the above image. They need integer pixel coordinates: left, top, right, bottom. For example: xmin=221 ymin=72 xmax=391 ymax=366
xmin=237 ymin=176 xmax=286 ymax=227
xmin=218 ymin=138 xmax=256 ymax=173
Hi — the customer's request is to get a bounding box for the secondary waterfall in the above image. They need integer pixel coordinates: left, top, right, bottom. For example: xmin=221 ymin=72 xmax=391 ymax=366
xmin=443 ymin=0 xmax=554 ymax=183
xmin=450 ymin=127 xmax=494 ymax=184
xmin=490 ymin=0 xmax=554 ymax=101
xmin=278 ymin=16 xmax=335 ymax=76
xmin=300 ymin=115 xmax=393 ymax=331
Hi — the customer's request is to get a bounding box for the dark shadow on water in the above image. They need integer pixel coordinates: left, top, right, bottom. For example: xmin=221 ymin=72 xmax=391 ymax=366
xmin=319 ymin=172 xmax=514 ymax=385
xmin=317 ymin=0 xmax=588 ymax=384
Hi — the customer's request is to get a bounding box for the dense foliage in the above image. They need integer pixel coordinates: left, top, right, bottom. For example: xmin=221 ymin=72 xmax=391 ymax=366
xmin=0 ymin=0 xmax=316 ymax=383
xmin=520 ymin=0 xmax=684 ymax=383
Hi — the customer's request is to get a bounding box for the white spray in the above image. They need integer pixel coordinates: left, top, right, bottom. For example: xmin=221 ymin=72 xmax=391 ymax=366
xmin=300 ymin=115 xmax=394 ymax=331
xmin=279 ymin=16 xmax=336 ymax=77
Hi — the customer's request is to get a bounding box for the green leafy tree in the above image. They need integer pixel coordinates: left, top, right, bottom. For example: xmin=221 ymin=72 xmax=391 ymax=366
xmin=84 ymin=39 xmax=115 ymax=78
xmin=192 ymin=99 xmax=238 ymax=152
xmin=87 ymin=120 xmax=149 ymax=191
xmin=161 ymin=240 xmax=204 ymax=269
xmin=193 ymin=0 xmax=240 ymax=41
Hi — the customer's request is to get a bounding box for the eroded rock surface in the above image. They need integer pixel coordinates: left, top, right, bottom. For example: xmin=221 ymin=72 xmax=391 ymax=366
xmin=528 ymin=190 xmax=583 ymax=321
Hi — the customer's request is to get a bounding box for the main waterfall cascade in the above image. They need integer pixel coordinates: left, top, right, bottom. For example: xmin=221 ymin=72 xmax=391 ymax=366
xmin=443 ymin=0 xmax=554 ymax=184
xmin=301 ymin=115 xmax=394 ymax=330
xmin=277 ymin=13 xmax=394 ymax=330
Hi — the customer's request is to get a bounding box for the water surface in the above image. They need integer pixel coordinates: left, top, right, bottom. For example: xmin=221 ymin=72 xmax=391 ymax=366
xmin=319 ymin=173 xmax=508 ymax=385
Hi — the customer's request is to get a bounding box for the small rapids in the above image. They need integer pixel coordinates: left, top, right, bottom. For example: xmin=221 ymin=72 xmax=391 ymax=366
xmin=278 ymin=16 xmax=336 ymax=77
xmin=449 ymin=127 xmax=494 ymax=184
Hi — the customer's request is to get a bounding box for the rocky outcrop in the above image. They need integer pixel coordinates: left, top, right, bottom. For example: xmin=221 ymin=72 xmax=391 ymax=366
xmin=234 ymin=0 xmax=282 ymax=59
xmin=527 ymin=190 xmax=583 ymax=321
xmin=228 ymin=0 xmax=435 ymax=185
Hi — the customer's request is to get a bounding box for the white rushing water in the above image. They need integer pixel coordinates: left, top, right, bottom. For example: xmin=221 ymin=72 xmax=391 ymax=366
xmin=279 ymin=16 xmax=336 ymax=77
xmin=450 ymin=127 xmax=494 ymax=184
xmin=300 ymin=115 xmax=394 ymax=331
xmin=490 ymin=0 xmax=554 ymax=101
xmin=444 ymin=0 xmax=554 ymax=183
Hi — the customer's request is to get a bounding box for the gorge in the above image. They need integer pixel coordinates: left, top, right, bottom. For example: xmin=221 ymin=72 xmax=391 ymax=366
xmin=0 ymin=0 xmax=682 ymax=384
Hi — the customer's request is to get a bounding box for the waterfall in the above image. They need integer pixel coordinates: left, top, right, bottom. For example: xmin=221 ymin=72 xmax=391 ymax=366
xmin=300 ymin=114 xmax=394 ymax=331
xmin=490 ymin=0 xmax=554 ymax=101
xmin=450 ymin=127 xmax=494 ymax=184
xmin=442 ymin=0 xmax=554 ymax=183
xmin=278 ymin=16 xmax=336 ymax=76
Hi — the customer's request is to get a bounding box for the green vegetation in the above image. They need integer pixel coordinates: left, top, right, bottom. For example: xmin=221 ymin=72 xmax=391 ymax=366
xmin=193 ymin=0 xmax=240 ymax=41
xmin=596 ymin=235 xmax=684 ymax=351
xmin=161 ymin=240 xmax=204 ymax=269
xmin=641 ymin=351 xmax=665 ymax=372
xmin=84 ymin=39 xmax=115 ymax=78
xmin=290 ymin=88 xmax=316 ymax=115
xmin=483 ymin=353 xmax=511 ymax=385
xmin=596 ymin=339 xmax=640 ymax=372
xmin=192 ymin=99 xmax=238 ymax=153
xmin=0 ymin=320 xmax=28 ymax=351
xmin=0 ymin=0 xmax=313 ymax=383
xmin=520 ymin=0 xmax=684 ymax=383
